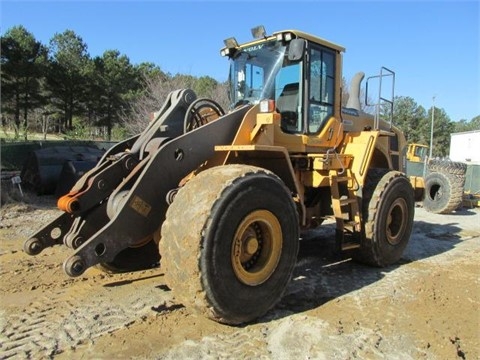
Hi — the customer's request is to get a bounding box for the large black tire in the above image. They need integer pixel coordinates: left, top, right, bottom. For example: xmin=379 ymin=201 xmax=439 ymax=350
xmin=428 ymin=159 xmax=467 ymax=177
xmin=423 ymin=172 xmax=464 ymax=214
xmin=160 ymin=165 xmax=299 ymax=325
xmin=354 ymin=170 xmax=415 ymax=267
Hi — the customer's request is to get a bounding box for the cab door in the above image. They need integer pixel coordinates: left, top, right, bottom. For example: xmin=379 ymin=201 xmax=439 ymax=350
xmin=306 ymin=45 xmax=336 ymax=134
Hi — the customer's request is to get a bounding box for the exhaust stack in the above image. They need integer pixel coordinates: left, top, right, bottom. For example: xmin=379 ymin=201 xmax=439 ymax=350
xmin=346 ymin=72 xmax=365 ymax=111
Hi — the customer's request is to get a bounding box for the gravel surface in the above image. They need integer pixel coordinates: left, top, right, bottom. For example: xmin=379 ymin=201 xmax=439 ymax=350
xmin=1 ymin=194 xmax=479 ymax=359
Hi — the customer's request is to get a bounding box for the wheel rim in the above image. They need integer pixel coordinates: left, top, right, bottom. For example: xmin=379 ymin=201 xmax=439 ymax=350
xmin=231 ymin=210 xmax=282 ymax=286
xmin=386 ymin=198 xmax=408 ymax=246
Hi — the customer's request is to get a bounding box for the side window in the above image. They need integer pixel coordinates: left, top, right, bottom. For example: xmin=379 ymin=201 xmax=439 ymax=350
xmin=308 ymin=47 xmax=335 ymax=133
xmin=414 ymin=146 xmax=421 ymax=158
xmin=276 ymin=62 xmax=302 ymax=133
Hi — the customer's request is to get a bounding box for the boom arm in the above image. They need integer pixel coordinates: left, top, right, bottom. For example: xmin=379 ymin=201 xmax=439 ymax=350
xmin=24 ymin=89 xmax=251 ymax=277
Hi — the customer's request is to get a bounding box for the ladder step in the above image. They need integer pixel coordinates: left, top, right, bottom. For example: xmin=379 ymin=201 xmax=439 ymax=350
xmin=335 ymin=176 xmax=351 ymax=183
xmin=339 ymin=198 xmax=357 ymax=206
xmin=344 ymin=220 xmax=361 ymax=232
xmin=331 ymin=170 xmax=361 ymax=253
xmin=341 ymin=242 xmax=361 ymax=250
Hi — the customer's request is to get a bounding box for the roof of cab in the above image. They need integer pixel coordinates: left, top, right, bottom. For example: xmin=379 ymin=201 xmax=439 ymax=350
xmin=224 ymin=29 xmax=346 ymax=53
xmin=273 ymin=30 xmax=345 ymax=52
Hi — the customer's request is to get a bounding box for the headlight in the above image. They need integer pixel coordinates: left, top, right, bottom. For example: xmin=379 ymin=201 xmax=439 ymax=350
xmin=259 ymin=99 xmax=275 ymax=113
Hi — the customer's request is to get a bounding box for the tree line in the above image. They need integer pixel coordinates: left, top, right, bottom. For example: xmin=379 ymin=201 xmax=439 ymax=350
xmin=1 ymin=25 xmax=479 ymax=156
xmin=388 ymin=97 xmax=479 ymax=157
xmin=1 ymin=25 xmax=225 ymax=141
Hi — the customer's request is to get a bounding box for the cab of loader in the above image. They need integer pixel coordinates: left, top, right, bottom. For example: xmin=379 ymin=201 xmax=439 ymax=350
xmin=221 ymin=27 xmax=344 ymax=143
xmin=222 ymin=27 xmax=341 ymax=137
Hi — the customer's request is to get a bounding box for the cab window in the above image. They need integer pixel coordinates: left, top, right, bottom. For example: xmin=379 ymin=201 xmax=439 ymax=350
xmin=275 ymin=63 xmax=302 ymax=133
xmin=308 ymin=46 xmax=335 ymax=134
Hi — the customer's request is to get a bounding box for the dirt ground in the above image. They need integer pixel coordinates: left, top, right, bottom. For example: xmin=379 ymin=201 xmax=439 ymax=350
xmin=0 ymin=192 xmax=479 ymax=360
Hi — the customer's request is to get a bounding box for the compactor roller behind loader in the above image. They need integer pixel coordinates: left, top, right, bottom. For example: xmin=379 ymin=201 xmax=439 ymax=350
xmin=25 ymin=26 xmax=415 ymax=325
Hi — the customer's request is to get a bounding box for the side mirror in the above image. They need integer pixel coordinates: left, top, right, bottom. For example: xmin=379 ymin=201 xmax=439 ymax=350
xmin=288 ymin=39 xmax=306 ymax=61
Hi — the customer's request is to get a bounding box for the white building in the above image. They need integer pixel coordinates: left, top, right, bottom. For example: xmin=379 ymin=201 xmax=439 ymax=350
xmin=449 ymin=130 xmax=480 ymax=164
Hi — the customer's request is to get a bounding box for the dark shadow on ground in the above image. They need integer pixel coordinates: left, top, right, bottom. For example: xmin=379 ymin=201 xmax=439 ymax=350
xmin=103 ymin=272 xmax=164 ymax=287
xmin=261 ymin=217 xmax=466 ymax=323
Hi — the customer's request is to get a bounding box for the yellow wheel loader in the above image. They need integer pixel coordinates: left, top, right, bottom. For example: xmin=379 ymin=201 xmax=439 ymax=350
xmin=24 ymin=27 xmax=415 ymax=325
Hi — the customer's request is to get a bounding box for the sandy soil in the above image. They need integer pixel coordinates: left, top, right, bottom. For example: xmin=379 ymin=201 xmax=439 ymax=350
xmin=1 ymin=193 xmax=479 ymax=359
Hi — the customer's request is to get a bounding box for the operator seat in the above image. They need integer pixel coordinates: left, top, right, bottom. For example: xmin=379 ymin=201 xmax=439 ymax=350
xmin=277 ymin=83 xmax=299 ymax=132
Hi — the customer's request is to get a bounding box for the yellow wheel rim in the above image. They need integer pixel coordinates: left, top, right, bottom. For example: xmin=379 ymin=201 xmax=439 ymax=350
xmin=231 ymin=210 xmax=282 ymax=286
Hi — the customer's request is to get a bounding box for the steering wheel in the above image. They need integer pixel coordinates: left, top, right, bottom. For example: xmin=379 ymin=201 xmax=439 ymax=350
xmin=184 ymin=98 xmax=225 ymax=133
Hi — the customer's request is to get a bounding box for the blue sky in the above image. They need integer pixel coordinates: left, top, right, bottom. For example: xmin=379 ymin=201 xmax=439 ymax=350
xmin=1 ymin=0 xmax=479 ymax=122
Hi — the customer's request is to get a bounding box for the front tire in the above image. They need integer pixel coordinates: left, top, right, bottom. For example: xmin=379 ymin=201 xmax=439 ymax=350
xmin=160 ymin=165 xmax=299 ymax=324
xmin=354 ymin=170 xmax=415 ymax=267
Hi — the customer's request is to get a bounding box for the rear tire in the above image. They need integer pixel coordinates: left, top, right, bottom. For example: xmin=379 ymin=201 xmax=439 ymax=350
xmin=160 ymin=165 xmax=299 ymax=324
xmin=354 ymin=170 xmax=415 ymax=267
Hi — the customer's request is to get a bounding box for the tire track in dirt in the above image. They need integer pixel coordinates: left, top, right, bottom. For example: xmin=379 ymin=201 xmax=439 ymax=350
xmin=0 ymin=271 xmax=169 ymax=359
xmin=1 ymin=296 xmax=58 ymax=359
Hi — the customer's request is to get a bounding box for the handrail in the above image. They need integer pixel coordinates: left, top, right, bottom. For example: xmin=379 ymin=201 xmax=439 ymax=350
xmin=365 ymin=67 xmax=395 ymax=130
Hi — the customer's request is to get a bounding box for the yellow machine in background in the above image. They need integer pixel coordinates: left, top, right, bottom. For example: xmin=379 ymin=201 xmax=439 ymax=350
xmin=406 ymin=143 xmax=428 ymax=163
xmin=25 ymin=27 xmax=416 ymax=325
xmin=405 ymin=143 xmax=467 ymax=213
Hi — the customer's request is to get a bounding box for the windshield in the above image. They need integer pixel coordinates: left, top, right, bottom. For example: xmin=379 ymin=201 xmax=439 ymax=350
xmin=415 ymin=146 xmax=428 ymax=161
xmin=228 ymin=40 xmax=301 ymax=109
